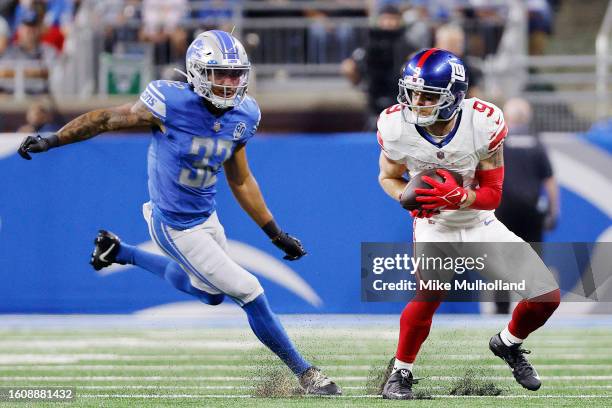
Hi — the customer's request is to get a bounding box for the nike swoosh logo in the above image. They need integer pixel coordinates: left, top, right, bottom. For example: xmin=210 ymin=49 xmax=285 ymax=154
xmin=533 ymin=368 xmax=540 ymax=380
xmin=484 ymin=219 xmax=494 ymax=226
xmin=447 ymin=191 xmax=461 ymax=198
xmin=98 ymin=243 xmax=115 ymax=263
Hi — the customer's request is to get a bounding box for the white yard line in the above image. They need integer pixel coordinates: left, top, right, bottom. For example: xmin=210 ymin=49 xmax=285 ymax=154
xmin=72 ymin=385 xmax=612 ymax=390
xmin=0 ymin=339 xmax=260 ymax=350
xmin=4 ymin=375 xmax=612 ymax=381
xmin=1 ymin=364 xmax=610 ymax=371
xmin=4 ymin=327 xmax=610 ymax=336
xmin=0 ymin=338 xmax=608 ymax=345
xmin=74 ymin=394 xmax=612 ymax=399
xmin=0 ymin=353 xmax=609 ymax=364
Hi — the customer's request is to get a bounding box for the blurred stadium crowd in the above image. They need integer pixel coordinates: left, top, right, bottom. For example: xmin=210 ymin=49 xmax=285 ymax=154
xmin=0 ymin=0 xmax=558 ymax=90
xmin=0 ymin=0 xmax=606 ymax=135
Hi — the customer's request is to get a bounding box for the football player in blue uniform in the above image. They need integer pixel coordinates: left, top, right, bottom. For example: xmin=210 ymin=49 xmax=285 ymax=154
xmin=18 ymin=30 xmax=341 ymax=395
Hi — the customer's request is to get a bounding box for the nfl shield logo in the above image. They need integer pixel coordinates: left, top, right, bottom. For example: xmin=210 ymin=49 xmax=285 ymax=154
xmin=233 ymin=122 xmax=246 ymax=140
xmin=213 ymin=121 xmax=221 ymax=132
xmin=437 ymin=151 xmax=445 ymax=159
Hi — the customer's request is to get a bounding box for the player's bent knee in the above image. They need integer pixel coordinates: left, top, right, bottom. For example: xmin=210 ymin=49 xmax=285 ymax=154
xmin=231 ymin=273 xmax=264 ymax=305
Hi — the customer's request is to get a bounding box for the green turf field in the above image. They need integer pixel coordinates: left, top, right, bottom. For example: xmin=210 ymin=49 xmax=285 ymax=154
xmin=0 ymin=323 xmax=611 ymax=407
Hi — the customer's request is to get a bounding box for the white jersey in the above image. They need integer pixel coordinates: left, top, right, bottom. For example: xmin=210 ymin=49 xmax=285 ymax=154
xmin=377 ymin=98 xmax=508 ymax=227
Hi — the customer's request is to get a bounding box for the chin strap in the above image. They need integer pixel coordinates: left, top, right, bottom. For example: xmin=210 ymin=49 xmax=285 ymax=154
xmin=173 ymin=68 xmax=188 ymax=79
xmin=175 ymin=67 xmax=244 ymax=109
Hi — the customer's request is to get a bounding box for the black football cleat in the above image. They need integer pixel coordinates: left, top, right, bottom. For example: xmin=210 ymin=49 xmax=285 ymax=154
xmin=489 ymin=333 xmax=541 ymax=391
xmin=299 ymin=367 xmax=342 ymax=396
xmin=382 ymin=368 xmax=417 ymax=400
xmin=90 ymin=230 xmax=125 ymax=271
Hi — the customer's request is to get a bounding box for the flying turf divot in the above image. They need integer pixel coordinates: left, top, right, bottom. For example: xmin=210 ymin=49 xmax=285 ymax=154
xmin=366 ymin=357 xmax=434 ymax=400
xmin=251 ymin=364 xmax=304 ymax=398
xmin=448 ymin=368 xmax=506 ymax=396
xmin=366 ymin=358 xmax=505 ymax=399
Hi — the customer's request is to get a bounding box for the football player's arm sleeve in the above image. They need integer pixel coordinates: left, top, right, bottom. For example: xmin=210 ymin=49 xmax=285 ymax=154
xmin=55 ymin=100 xmax=160 ymax=146
xmin=463 ymin=147 xmax=504 ymax=210
xmin=223 ymin=144 xmax=274 ymax=227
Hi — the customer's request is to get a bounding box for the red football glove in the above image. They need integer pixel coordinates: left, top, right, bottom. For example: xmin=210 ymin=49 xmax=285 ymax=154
xmin=410 ymin=209 xmax=440 ymax=218
xmin=414 ymin=169 xmax=467 ymax=210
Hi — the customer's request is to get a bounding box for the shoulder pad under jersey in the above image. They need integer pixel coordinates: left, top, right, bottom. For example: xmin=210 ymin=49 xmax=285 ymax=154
xmin=376 ymin=104 xmax=405 ymax=161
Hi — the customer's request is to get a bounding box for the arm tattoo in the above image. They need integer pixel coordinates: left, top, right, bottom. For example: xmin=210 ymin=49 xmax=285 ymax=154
xmin=477 ymin=147 xmax=504 ymax=170
xmin=57 ymin=102 xmax=157 ymax=145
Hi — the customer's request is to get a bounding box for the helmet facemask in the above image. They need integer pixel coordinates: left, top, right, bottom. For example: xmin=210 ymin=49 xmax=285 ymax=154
xmin=397 ymin=76 xmax=456 ymax=127
xmin=187 ymin=59 xmax=250 ymax=108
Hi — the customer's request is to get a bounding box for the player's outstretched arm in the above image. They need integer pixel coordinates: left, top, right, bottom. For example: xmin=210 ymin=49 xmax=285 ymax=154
xmin=224 ymin=145 xmax=306 ymax=261
xmin=18 ymin=101 xmax=161 ymax=160
xmin=378 ymin=151 xmax=409 ymax=201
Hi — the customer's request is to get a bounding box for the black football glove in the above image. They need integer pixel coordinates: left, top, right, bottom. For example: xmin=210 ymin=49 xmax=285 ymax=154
xmin=272 ymin=231 xmax=306 ymax=261
xmin=262 ymin=220 xmax=307 ymax=261
xmin=18 ymin=134 xmax=59 ymax=160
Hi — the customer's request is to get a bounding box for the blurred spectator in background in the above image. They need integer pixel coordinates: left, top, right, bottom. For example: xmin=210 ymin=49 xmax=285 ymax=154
xmin=306 ymin=0 xmax=364 ymax=64
xmin=494 ymin=97 xmax=559 ymax=314
xmin=100 ymin=0 xmax=140 ymax=54
xmin=497 ymin=97 xmax=559 ymax=240
xmin=341 ymin=5 xmax=418 ymax=130
xmin=527 ymin=0 xmax=554 ymax=55
xmin=140 ymin=0 xmax=188 ymax=66
xmin=400 ymin=2 xmax=432 ymax=49
xmin=40 ymin=0 xmax=78 ymax=52
xmin=0 ymin=0 xmax=17 ymax=23
xmin=0 ymin=0 xmax=15 ymax=53
xmin=0 ymin=6 xmax=57 ymax=94
xmin=434 ymin=23 xmax=482 ymax=98
xmin=17 ymin=97 xmax=60 ymax=132
xmin=458 ymin=2 xmax=506 ymax=58
xmin=189 ymin=0 xmax=237 ymax=33
xmin=8 ymin=0 xmax=72 ymax=52
xmin=0 ymin=12 xmax=9 ymax=54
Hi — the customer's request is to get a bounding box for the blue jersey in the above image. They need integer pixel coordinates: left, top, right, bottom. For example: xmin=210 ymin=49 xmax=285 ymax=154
xmin=139 ymin=80 xmax=261 ymax=230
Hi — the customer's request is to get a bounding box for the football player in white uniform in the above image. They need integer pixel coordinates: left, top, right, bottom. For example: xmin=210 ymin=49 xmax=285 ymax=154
xmin=377 ymin=48 xmax=560 ymax=399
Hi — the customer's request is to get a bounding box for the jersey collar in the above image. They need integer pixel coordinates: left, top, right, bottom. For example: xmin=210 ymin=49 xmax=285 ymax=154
xmin=414 ymin=110 xmax=463 ymax=148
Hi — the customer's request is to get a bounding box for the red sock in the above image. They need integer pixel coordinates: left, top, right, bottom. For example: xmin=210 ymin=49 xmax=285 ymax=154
xmin=508 ymin=289 xmax=560 ymax=340
xmin=396 ymin=296 xmax=442 ymax=363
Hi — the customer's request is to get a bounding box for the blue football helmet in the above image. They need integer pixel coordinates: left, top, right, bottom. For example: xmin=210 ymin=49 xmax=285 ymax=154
xmin=184 ymin=30 xmax=250 ymax=108
xmin=397 ymin=48 xmax=469 ymax=126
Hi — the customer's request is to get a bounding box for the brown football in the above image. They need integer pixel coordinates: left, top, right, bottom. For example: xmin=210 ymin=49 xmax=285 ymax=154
xmin=400 ymin=169 xmax=464 ymax=211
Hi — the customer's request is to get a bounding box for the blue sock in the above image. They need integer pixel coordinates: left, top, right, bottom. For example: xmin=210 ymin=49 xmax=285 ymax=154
xmin=242 ymin=293 xmax=311 ymax=376
xmin=117 ymin=243 xmax=224 ymax=305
